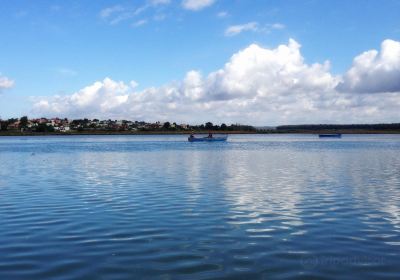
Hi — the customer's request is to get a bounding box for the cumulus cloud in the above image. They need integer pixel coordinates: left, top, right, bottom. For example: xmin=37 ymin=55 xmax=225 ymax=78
xmin=32 ymin=39 xmax=400 ymax=125
xmin=337 ymin=39 xmax=400 ymax=93
xmin=0 ymin=75 xmax=14 ymax=93
xmin=33 ymin=78 xmax=131 ymax=118
xmin=182 ymin=0 xmax=216 ymax=11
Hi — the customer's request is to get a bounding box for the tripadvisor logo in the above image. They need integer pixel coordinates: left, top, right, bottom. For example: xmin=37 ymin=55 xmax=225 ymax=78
xmin=301 ymin=255 xmax=385 ymax=269
xmin=301 ymin=255 xmax=319 ymax=269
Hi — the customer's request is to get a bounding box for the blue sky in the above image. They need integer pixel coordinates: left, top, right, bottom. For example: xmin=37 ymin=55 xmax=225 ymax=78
xmin=1 ymin=0 xmax=400 ymax=124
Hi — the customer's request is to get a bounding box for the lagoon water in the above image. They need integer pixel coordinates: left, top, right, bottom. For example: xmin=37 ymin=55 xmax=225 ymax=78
xmin=0 ymin=134 xmax=400 ymax=279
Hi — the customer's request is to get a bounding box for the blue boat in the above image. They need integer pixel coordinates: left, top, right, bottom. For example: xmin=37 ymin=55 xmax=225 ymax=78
xmin=319 ymin=133 xmax=342 ymax=138
xmin=188 ymin=134 xmax=228 ymax=142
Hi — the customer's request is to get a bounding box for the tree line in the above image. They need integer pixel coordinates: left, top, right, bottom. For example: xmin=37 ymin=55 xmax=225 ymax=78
xmin=276 ymin=123 xmax=400 ymax=132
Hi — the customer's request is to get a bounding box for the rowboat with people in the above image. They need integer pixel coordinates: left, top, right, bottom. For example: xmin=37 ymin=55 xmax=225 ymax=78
xmin=188 ymin=133 xmax=228 ymax=142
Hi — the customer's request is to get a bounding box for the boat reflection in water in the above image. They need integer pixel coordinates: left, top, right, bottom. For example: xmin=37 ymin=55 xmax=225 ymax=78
xmin=319 ymin=133 xmax=342 ymax=138
xmin=188 ymin=133 xmax=228 ymax=142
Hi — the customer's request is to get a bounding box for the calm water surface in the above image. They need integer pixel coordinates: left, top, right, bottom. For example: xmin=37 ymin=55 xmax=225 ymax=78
xmin=0 ymin=134 xmax=399 ymax=279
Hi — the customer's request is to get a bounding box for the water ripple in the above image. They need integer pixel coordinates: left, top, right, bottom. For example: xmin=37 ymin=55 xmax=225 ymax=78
xmin=0 ymin=134 xmax=399 ymax=279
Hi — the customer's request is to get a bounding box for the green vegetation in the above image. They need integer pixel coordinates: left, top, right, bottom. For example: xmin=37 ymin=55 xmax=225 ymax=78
xmin=0 ymin=117 xmax=257 ymax=135
xmin=275 ymin=124 xmax=400 ymax=134
xmin=1 ymin=116 xmax=400 ymax=135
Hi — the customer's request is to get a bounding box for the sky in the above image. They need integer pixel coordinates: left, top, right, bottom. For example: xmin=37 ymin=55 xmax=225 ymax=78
xmin=0 ymin=0 xmax=400 ymax=125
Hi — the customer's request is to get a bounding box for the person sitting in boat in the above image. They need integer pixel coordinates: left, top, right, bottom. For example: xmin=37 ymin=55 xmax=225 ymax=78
xmin=208 ymin=133 xmax=213 ymax=138
xmin=189 ymin=134 xmax=194 ymax=139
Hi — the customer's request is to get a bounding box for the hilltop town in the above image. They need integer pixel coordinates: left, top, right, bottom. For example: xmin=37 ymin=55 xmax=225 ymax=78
xmin=0 ymin=117 xmax=256 ymax=134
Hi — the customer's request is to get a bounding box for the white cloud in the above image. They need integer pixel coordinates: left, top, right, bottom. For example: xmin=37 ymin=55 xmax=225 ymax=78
xmin=217 ymin=11 xmax=228 ymax=18
xmin=269 ymin=23 xmax=285 ymax=30
xmin=182 ymin=0 xmax=216 ymax=11
xmin=0 ymin=75 xmax=14 ymax=92
xmin=149 ymin=0 xmax=170 ymax=5
xmin=100 ymin=4 xmax=149 ymax=25
xmin=224 ymin=22 xmax=285 ymax=36
xmin=33 ymin=78 xmax=131 ymax=118
xmin=130 ymin=80 xmax=139 ymax=88
xmin=57 ymin=68 xmax=78 ymax=77
xmin=132 ymin=19 xmax=148 ymax=27
xmin=225 ymin=22 xmax=258 ymax=36
xmin=100 ymin=2 xmax=169 ymax=26
xmin=31 ymin=39 xmax=400 ymax=125
xmin=337 ymin=39 xmax=400 ymax=93
xmin=100 ymin=5 xmax=124 ymax=19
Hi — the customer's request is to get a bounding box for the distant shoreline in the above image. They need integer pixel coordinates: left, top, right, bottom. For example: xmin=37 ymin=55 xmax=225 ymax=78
xmin=0 ymin=130 xmax=255 ymax=137
xmin=1 ymin=130 xmax=400 ymax=136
